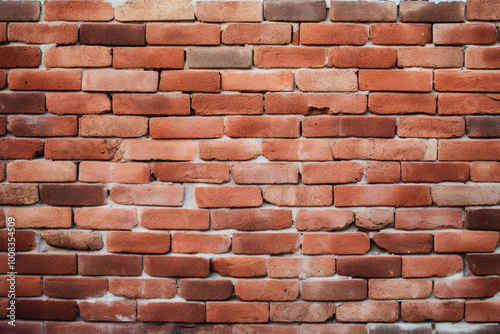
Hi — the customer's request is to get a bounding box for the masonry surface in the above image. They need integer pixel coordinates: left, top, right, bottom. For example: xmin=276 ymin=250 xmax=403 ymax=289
xmin=0 ymin=0 xmax=500 ymax=332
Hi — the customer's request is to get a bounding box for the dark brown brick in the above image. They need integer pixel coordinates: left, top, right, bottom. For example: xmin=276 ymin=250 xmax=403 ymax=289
xmin=0 ymin=230 xmax=36 ymax=251
xmin=79 ymin=254 xmax=142 ymax=276
xmin=16 ymin=254 xmax=77 ymax=275
xmin=178 ymin=279 xmax=233 ymax=301
xmin=337 ymin=256 xmax=402 ymax=278
xmin=302 ymin=279 xmax=367 ymax=301
xmin=467 ymin=254 xmax=500 ymax=275
xmin=400 ymin=1 xmax=465 ymax=22
xmin=44 ymin=277 xmax=108 ymax=298
xmin=373 ymin=232 xmax=433 ymax=254
xmin=330 ymin=1 xmax=397 ymax=22
xmin=187 ymin=47 xmax=252 ymax=69
xmin=80 ymin=24 xmax=145 ymax=46
xmin=467 ymin=116 xmax=500 ymax=137
xmin=40 ymin=184 xmax=106 ymax=206
xmin=0 ymin=93 xmax=45 ymax=114
xmin=17 ymin=299 xmax=77 ymax=321
xmin=264 ymin=0 xmax=326 ymax=22
xmin=0 ymin=46 xmax=40 ymax=68
xmin=466 ymin=209 xmax=500 ymax=230
xmin=0 ymin=1 xmax=40 ymax=21
xmin=145 ymin=256 xmax=210 ymax=277
xmin=8 ymin=115 xmax=77 ymax=137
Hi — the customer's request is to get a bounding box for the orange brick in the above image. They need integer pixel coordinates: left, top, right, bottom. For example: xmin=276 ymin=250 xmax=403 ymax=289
xmin=8 ymin=115 xmax=77 ymax=137
xmin=106 ymin=232 xmax=170 ymax=254
xmin=434 ymin=23 xmax=497 ymax=45
xmin=7 ymin=207 xmax=72 ymax=229
xmin=295 ymin=209 xmax=353 ymax=231
xmin=265 ymin=93 xmax=367 ymax=115
xmin=334 ymin=185 xmax=432 ymax=207
xmin=397 ymin=116 xmax=465 ymax=138
xmin=119 ymin=139 xmax=197 ymax=161
xmin=172 ymin=232 xmax=231 ymax=254
xmin=113 ymin=93 xmax=190 ymax=115
xmin=110 ymin=184 xmax=184 ymax=206
xmin=439 ymin=140 xmax=500 ymax=161
xmin=223 ymin=23 xmax=291 ymax=45
xmin=195 ymin=186 xmax=262 ymax=208
xmin=263 ymin=139 xmax=333 ymax=161
xmin=7 ymin=161 xmax=76 ymax=183
xmin=226 ymin=116 xmax=300 ymax=138
xmin=435 ymin=231 xmax=499 ymax=253
xmin=398 ymin=47 xmax=463 ymax=68
xmin=192 ymin=94 xmax=263 ymax=115
xmin=79 ymin=115 xmax=147 ymax=138
xmin=44 ymin=0 xmax=114 ymax=21
xmin=329 ymin=47 xmax=396 ymax=68
xmin=403 ymin=255 xmax=463 ymax=277
xmin=221 ymin=71 xmax=294 ymax=92
xmin=235 ymin=279 xmax=299 ymax=301
xmin=369 ymin=93 xmax=436 ymax=115
xmin=211 ymin=256 xmax=266 ymax=277
xmin=370 ymin=23 xmax=432 ymax=45
xmin=74 ymin=208 xmax=138 ymax=230
xmin=79 ymin=162 xmax=150 ymax=184
xmin=302 ymin=162 xmax=364 ymax=184
xmin=43 ymin=46 xmax=111 ymax=68
xmin=268 ymin=257 xmax=335 ymax=278
xmin=470 ymin=162 xmax=500 ymax=182
xmin=330 ymin=1 xmax=397 ymax=22
xmin=196 ymin=1 xmax=262 ymax=22
xmin=263 ymin=185 xmax=333 ymax=206
xmin=296 ymin=70 xmax=357 ymax=92
xmin=152 ymin=162 xmax=230 ymax=183
xmin=303 ymin=233 xmax=369 ymax=255
xmin=466 ymin=301 xmax=500 ymax=322
xmin=199 ymin=139 xmax=261 ymax=161
xmin=8 ymin=23 xmax=78 ymax=44
xmin=359 ymin=70 xmax=432 ymax=92
xmin=211 ymin=208 xmax=292 ymax=230
xmin=113 ymin=47 xmax=184 ymax=69
xmin=373 ymin=232 xmax=433 ymax=254
xmin=300 ymin=23 xmax=368 ymax=45
xmin=83 ymin=70 xmax=158 ymax=92
xmin=140 ymin=208 xmax=209 ymax=230
xmin=438 ymin=93 xmax=500 ymax=115
xmin=9 ymin=69 xmax=81 ymax=91
xmin=160 ymin=71 xmax=220 ymax=93
xmin=254 ymin=46 xmax=326 ymax=68
xmin=366 ymin=162 xmax=400 ymax=183
xmin=466 ymin=47 xmax=500 ymax=69
xmin=150 ymin=117 xmax=224 ymax=139
xmin=46 ymin=93 xmax=111 ymax=115
xmin=467 ymin=0 xmax=500 ymax=20
xmin=147 ymin=23 xmax=220 ymax=45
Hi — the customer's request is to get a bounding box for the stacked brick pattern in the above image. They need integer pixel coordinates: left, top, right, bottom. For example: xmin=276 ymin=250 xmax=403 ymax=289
xmin=1 ymin=0 xmax=500 ymax=332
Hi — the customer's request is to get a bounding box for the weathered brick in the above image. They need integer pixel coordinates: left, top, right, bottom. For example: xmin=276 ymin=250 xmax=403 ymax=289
xmin=44 ymin=277 xmax=107 ymax=299
xmin=402 ymin=301 xmax=464 ymax=322
xmin=369 ymin=279 xmax=432 ymax=300
xmin=8 ymin=160 xmax=76 ymax=183
xmin=467 ymin=116 xmax=500 ymax=138
xmin=270 ymin=302 xmax=335 ymax=323
xmin=263 ymin=139 xmax=333 ymax=161
xmin=113 ymin=93 xmax=189 ymax=116
xmin=8 ymin=115 xmax=77 ymax=137
xmin=200 ymin=139 xmax=261 ymax=161
xmin=79 ymin=161 xmax=149 ymax=184
xmin=79 ymin=300 xmax=137 ymax=322
xmin=0 ymin=23 xmax=4 ymax=44
xmin=79 ymin=115 xmax=147 ymax=138
xmin=268 ymin=257 xmax=335 ymax=278
xmin=435 ymin=277 xmax=500 ymax=299
xmin=303 ymin=115 xmax=394 ymax=138
xmin=197 ymin=1 xmax=262 ymax=22
xmin=0 ymin=46 xmax=40 ymax=68
xmin=370 ymin=23 xmax=432 ymax=45
xmin=231 ymin=163 xmax=298 ymax=184
xmin=79 ymin=254 xmax=142 ymax=276
xmin=355 ymin=209 xmax=394 ymax=230
xmin=266 ymin=93 xmax=367 ymax=115
xmin=396 ymin=208 xmax=463 ymax=230
xmin=160 ymin=71 xmax=220 ymax=93
xmin=329 ymin=47 xmax=396 ymax=68
xmin=45 ymin=138 xmax=122 ymax=161
xmin=431 ymin=184 xmax=500 ymax=206
xmin=401 ymin=162 xmax=469 ymax=183
xmin=119 ymin=139 xmax=197 ymax=161
xmin=138 ymin=302 xmax=205 ymax=323
xmin=0 ymin=230 xmax=36 ymax=251
xmin=466 ymin=301 xmax=500 ymax=322
xmin=303 ymin=233 xmax=370 ymax=255
xmin=295 ymin=209 xmax=353 ymax=231
xmin=140 ymin=208 xmax=209 ymax=230
xmin=232 ymin=232 xmax=300 ymax=254
xmin=435 ymin=231 xmax=499 ymax=253
xmin=403 ymin=255 xmax=463 ymax=277
xmin=466 ymin=47 xmax=500 ymax=69
xmin=336 ymin=301 xmax=399 ymax=323
xmin=438 ymin=93 xmax=500 ymax=115
xmin=144 ymin=256 xmax=210 ymax=277
xmin=150 ymin=117 xmax=223 ymax=139
xmin=110 ymin=184 xmax=184 ymax=206
xmin=302 ymin=161 xmax=363 ymax=184
xmin=467 ymin=0 xmax=500 ymax=20
xmin=301 ymin=23 xmax=368 ymax=45
xmin=223 ymin=23 xmax=291 ymax=45
xmin=467 ymin=254 xmax=500 ymax=275
xmin=187 ymin=47 xmax=252 ymax=69
xmin=466 ymin=209 xmax=500 ymax=230
xmin=212 ymin=256 xmax=267 ymax=277
xmin=373 ymin=232 xmax=433 ymax=254
xmin=434 ymin=23 xmax=497 ymax=45
xmin=147 ymin=23 xmax=219 ymax=45
xmin=263 ymin=185 xmax=333 ymax=206
xmin=436 ymin=70 xmax=500 ymax=92
xmin=9 ymin=69 xmax=81 ymax=91
xmin=206 ymin=302 xmax=269 ymax=323
xmin=46 ymin=93 xmax=111 ymax=115
xmin=8 ymin=207 xmax=72 ymax=229
xmin=302 ymin=279 xmax=366 ymax=301
xmin=116 ymin=0 xmax=194 ymax=21
xmin=44 ymin=1 xmax=113 ymax=21
xmin=193 ymin=94 xmax=262 ymax=115
xmin=398 ymin=47 xmax=463 ymax=68
xmin=359 ymin=70 xmax=432 ymax=92
xmin=42 ymin=231 xmax=103 ymax=251
xmin=110 ymin=278 xmax=176 ymax=299
xmin=330 ymin=1 xmax=397 ymax=22
xmin=400 ymin=1 xmax=465 ymax=22
xmin=80 ymin=24 xmax=144 ymax=45
xmin=264 ymin=0 xmax=325 ymax=21
xmin=0 ymin=1 xmax=40 ymax=21
xmin=153 ymin=162 xmax=229 ymax=184
xmin=40 ymin=184 xmax=106 ymax=206
xmin=296 ymin=69 xmax=357 ymax=92
xmin=179 ymin=279 xmax=233 ymax=301
xmin=226 ymin=116 xmax=299 ymax=138
xmin=398 ymin=116 xmax=464 ymax=138
xmin=222 ymin=71 xmax=294 ymax=92
xmin=366 ymin=162 xmax=400 ymax=183
xmin=8 ymin=23 xmax=78 ymax=45
xmin=44 ymin=46 xmax=111 ymax=68
xmin=0 ymin=138 xmax=43 ymax=159
xmin=83 ymin=70 xmax=158 ymax=92
xmin=235 ymin=279 xmax=299 ymax=301
xmin=106 ymin=231 xmax=170 ymax=254
xmin=254 ymin=46 xmax=326 ymax=68
xmin=172 ymin=232 xmax=231 ymax=254
xmin=0 ymin=184 xmax=39 ymax=205
xmin=369 ymin=93 xmax=436 ymax=115
xmin=334 ymin=185 xmax=431 ymax=207
xmin=113 ymin=47 xmax=184 ymax=69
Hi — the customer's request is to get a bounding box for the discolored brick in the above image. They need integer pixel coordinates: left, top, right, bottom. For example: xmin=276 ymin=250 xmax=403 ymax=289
xmin=337 ymin=256 xmax=401 ymax=278
xmin=400 ymin=1 xmax=465 ymax=22
xmin=80 ymin=24 xmax=145 ymax=46
xmin=330 ymin=1 xmax=397 ymax=22
xmin=42 ymin=231 xmax=103 ymax=251
xmin=187 ymin=47 xmax=252 ymax=69
xmin=0 ymin=1 xmax=40 ymax=21
xmin=373 ymin=233 xmax=433 ymax=254
xmin=264 ymin=0 xmax=325 ymax=22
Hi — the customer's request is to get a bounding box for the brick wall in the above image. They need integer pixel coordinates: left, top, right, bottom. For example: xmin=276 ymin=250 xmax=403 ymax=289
xmin=1 ymin=0 xmax=500 ymax=332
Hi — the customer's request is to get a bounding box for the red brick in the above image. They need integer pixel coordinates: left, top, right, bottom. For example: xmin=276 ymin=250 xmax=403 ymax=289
xmin=46 ymin=323 xmax=109 ymax=334
xmin=160 ymin=72 xmax=220 ymax=94
xmin=296 ymin=69 xmax=357 ymax=92
xmin=466 ymin=47 xmax=500 ymax=69
xmin=107 ymin=231 xmax=170 ymax=254
xmin=435 ymin=277 xmax=500 ymax=299
xmin=467 ymin=254 xmax=500 ymax=275
xmin=355 ymin=209 xmax=394 ymax=231
xmin=0 ymin=71 xmax=5 ymax=89
xmin=434 ymin=23 xmax=497 ymax=45
xmin=435 ymin=231 xmax=499 ymax=253
xmin=359 ymin=70 xmax=432 ymax=92
xmin=0 ymin=276 xmax=41 ymax=297
xmin=153 ymin=162 xmax=229 ymax=184
xmin=438 ymin=93 xmax=500 ymax=115
xmin=42 ymin=230 xmax=103 ymax=251
xmin=369 ymin=279 xmax=432 ymax=300
xmin=466 ymin=301 xmax=500 ymax=322
xmin=172 ymin=232 xmax=231 ymax=254
xmin=206 ymin=302 xmax=269 ymax=323
xmin=466 ymin=208 xmax=500 ymax=230
xmin=439 ymin=140 xmax=500 ymax=161
xmin=144 ymin=256 xmax=209 ymax=277
xmin=254 ymin=46 xmax=326 ymax=68
xmin=74 ymin=208 xmax=137 ymax=231
xmin=113 ymin=93 xmax=190 ymax=116
xmin=79 ymin=300 xmax=137 ymax=322
xmin=268 ymin=257 xmax=335 ymax=278
xmin=195 ymin=186 xmax=262 ymax=208
xmin=197 ymin=1 xmax=262 ymax=22
xmin=235 ymin=279 xmax=298 ymax=301
xmin=8 ymin=115 xmax=77 ymax=137
xmin=333 ymin=138 xmax=437 ymax=161
xmin=120 ymin=139 xmax=196 ymax=160
xmin=435 ymin=70 xmax=500 ymax=92
xmin=467 ymin=0 xmax=500 ymax=20
xmin=44 ymin=46 xmax=111 ymax=68
xmin=0 ymin=1 xmax=40 ymax=21
xmin=330 ymin=1 xmax=397 ymax=22
xmin=179 ymin=279 xmax=232 ymax=301
xmin=0 ymin=23 xmax=4 ymax=44
xmin=270 ymin=301 xmax=335 ymax=323
xmin=8 ymin=207 xmax=71 ymax=229
xmin=222 ymin=71 xmax=293 ymax=92
xmin=303 ymin=116 xmax=394 ymax=138
xmin=43 ymin=277 xmax=107 ymax=299
xmin=370 ymin=23 xmax=432 ymax=45
xmin=192 ymin=94 xmax=262 ymax=115
xmin=263 ymin=139 xmax=333 ymax=161
xmin=8 ymin=23 xmax=78 ymax=44
xmin=40 ymin=184 xmax=106 ymax=206
xmin=138 ymin=302 xmax=205 ymax=323
xmin=373 ymin=232 xmax=433 ymax=254
xmin=302 ymin=279 xmax=366 ymax=301
xmin=79 ymin=254 xmax=142 ymax=276
xmin=44 ymin=0 xmax=113 ymax=21
xmin=200 ymin=139 xmax=261 ymax=161
xmin=402 ymin=301 xmax=464 ymax=322
xmin=303 ymin=233 xmax=370 ymax=255
xmin=295 ymin=209 xmax=353 ymax=231
xmin=263 ymin=185 xmax=333 ymax=206
xmin=147 ymin=23 xmax=220 ymax=45
xmin=401 ymin=162 xmax=469 ymax=183
xmin=336 ymin=301 xmax=399 ymax=323
xmin=398 ymin=116 xmax=464 ymax=138
xmin=334 ymin=185 xmax=431 ymax=207
xmin=17 ymin=299 xmax=77 ymax=321
xmin=266 ymin=92 xmax=367 ymax=115
xmin=46 ymin=93 xmax=111 ymax=115
xmin=329 ymin=47 xmax=396 ymax=68
xmin=187 ymin=46 xmax=252 ymax=69
xmin=110 ymin=184 xmax=184 ymax=206
xmin=83 ymin=70 xmax=157 ymax=92
xmin=226 ymin=116 xmax=299 ymax=138
xmin=9 ymin=69 xmax=81 ymax=91
xmin=301 ymin=23 xmax=367 ymax=45
xmin=0 ymin=46 xmax=40 ymax=68
xmin=400 ymin=1 xmax=465 ymax=22
xmin=398 ymin=47 xmax=464 ymax=68
xmin=232 ymin=232 xmax=300 ymax=254
xmin=0 ymin=184 xmax=38 ymax=205
xmin=81 ymin=23 xmax=145 ymax=46
xmin=231 ymin=163 xmax=298 ymax=184
xmin=150 ymin=117 xmax=224 ymax=139
xmin=366 ymin=162 xmax=400 ymax=183
xmin=115 ymin=0 xmax=194 ymax=21
xmin=467 ymin=116 xmax=500 ymax=138
xmin=110 ymin=278 xmax=176 ymax=299
xmin=7 ymin=160 xmax=76 ymax=183
xmin=16 ymin=254 xmax=76 ymax=275
xmin=223 ymin=23 xmax=291 ymax=45
xmin=113 ymin=47 xmax=184 ymax=69
xmin=403 ymin=255 xmax=463 ymax=277
xmin=0 ymin=116 xmax=4 ymax=135
xmin=396 ymin=209 xmax=463 ymax=230
xmin=369 ymin=93 xmax=436 ymax=115
xmin=212 ymin=256 xmax=267 ymax=277
xmin=140 ymin=208 xmax=209 ymax=230
xmin=337 ymin=256 xmax=401 ymax=278
xmin=0 ymin=230 xmax=36 ymax=251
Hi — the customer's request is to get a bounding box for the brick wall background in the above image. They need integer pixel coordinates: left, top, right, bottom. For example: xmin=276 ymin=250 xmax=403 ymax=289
xmin=1 ymin=0 xmax=500 ymax=332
